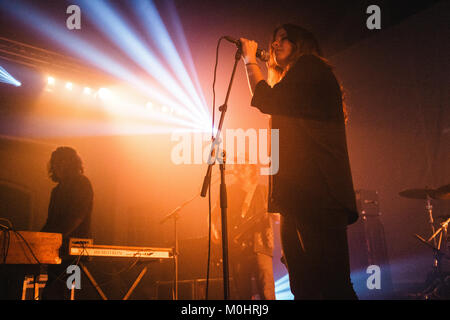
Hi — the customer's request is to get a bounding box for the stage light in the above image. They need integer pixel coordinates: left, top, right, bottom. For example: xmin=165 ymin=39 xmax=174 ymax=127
xmin=164 ymin=0 xmax=209 ymax=111
xmin=65 ymin=82 xmax=73 ymax=90
xmin=3 ymin=0 xmax=209 ymax=131
xmin=47 ymin=76 xmax=55 ymax=85
xmin=98 ymin=99 xmax=202 ymax=131
xmin=3 ymin=1 xmax=198 ymax=123
xmin=0 ymin=65 xmax=22 ymax=87
xmin=132 ymin=0 xmax=210 ymax=119
xmin=274 ymin=274 xmax=294 ymax=300
xmin=78 ymin=0 xmax=209 ymax=122
xmin=98 ymin=87 xmax=111 ymax=100
xmin=83 ymin=87 xmax=92 ymax=95
xmin=145 ymin=102 xmax=153 ymax=110
xmin=161 ymin=105 xmax=169 ymax=113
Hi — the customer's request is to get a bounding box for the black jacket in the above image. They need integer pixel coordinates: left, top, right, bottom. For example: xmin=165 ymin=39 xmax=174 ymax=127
xmin=251 ymin=54 xmax=358 ymax=225
xmin=42 ymin=174 xmax=93 ymax=240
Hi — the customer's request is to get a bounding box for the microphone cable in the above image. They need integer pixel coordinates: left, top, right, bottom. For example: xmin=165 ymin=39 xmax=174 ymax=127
xmin=205 ymin=36 xmax=227 ymax=300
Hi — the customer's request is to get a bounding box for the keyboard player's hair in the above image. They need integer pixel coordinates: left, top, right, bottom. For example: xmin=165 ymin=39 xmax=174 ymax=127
xmin=48 ymin=146 xmax=84 ymax=182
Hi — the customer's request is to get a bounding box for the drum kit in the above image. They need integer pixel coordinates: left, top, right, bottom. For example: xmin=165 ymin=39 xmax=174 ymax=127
xmin=399 ymin=183 xmax=450 ymax=299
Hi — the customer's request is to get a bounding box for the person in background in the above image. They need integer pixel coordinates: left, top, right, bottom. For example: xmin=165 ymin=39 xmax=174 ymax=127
xmin=41 ymin=146 xmax=93 ymax=299
xmin=212 ymin=163 xmax=275 ymax=300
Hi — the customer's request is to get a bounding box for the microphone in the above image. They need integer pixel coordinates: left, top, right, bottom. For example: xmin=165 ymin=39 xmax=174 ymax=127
xmin=223 ymin=36 xmax=269 ymax=62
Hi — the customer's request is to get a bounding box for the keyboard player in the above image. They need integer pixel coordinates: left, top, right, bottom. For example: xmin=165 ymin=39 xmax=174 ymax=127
xmin=40 ymin=146 xmax=93 ymax=300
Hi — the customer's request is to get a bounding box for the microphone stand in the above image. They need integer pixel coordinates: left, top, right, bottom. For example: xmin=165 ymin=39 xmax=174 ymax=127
xmin=160 ymin=192 xmax=200 ymax=300
xmin=200 ymin=46 xmax=242 ymax=300
xmin=160 ymin=177 xmax=224 ymax=300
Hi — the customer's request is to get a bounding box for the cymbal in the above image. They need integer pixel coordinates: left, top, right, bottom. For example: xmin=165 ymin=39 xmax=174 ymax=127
xmin=399 ymin=188 xmax=438 ymax=200
xmin=435 ymin=184 xmax=450 ymax=200
xmin=399 ymin=184 xmax=450 ymax=200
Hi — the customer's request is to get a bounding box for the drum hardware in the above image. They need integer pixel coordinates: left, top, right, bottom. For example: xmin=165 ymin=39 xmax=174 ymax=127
xmin=399 ymin=186 xmax=443 ymax=249
xmin=414 ymin=217 xmax=449 ymax=264
xmin=398 ymin=184 xmax=450 ymax=201
xmin=414 ymin=217 xmax=449 ymax=300
xmin=400 ymin=183 xmax=450 ymax=299
xmin=435 ymin=184 xmax=450 ymax=200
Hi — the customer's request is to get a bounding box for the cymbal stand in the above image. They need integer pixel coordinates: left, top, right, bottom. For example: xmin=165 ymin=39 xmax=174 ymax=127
xmin=427 ymin=217 xmax=450 ymax=260
xmin=426 ymin=196 xmax=438 ymax=249
xmin=416 ymin=216 xmax=448 ymax=272
xmin=415 ymin=217 xmax=450 ymax=299
xmin=423 ymin=196 xmax=440 ymax=270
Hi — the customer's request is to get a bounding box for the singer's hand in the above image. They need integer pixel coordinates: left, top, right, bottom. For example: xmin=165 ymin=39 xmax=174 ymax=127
xmin=240 ymin=37 xmax=264 ymax=95
xmin=240 ymin=38 xmax=258 ymax=64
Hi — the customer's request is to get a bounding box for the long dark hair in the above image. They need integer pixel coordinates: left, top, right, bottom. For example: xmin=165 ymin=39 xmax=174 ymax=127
xmin=48 ymin=146 xmax=84 ymax=182
xmin=267 ymin=24 xmax=348 ymax=122
xmin=267 ymin=24 xmax=323 ymax=86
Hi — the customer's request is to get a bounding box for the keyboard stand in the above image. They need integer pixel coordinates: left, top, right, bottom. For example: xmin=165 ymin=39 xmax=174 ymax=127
xmin=123 ymin=265 xmax=148 ymax=300
xmin=78 ymin=261 xmax=151 ymax=300
xmin=79 ymin=262 xmax=108 ymax=300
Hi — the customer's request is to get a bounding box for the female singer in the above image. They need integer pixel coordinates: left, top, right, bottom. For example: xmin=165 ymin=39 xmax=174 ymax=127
xmin=240 ymin=24 xmax=358 ymax=299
